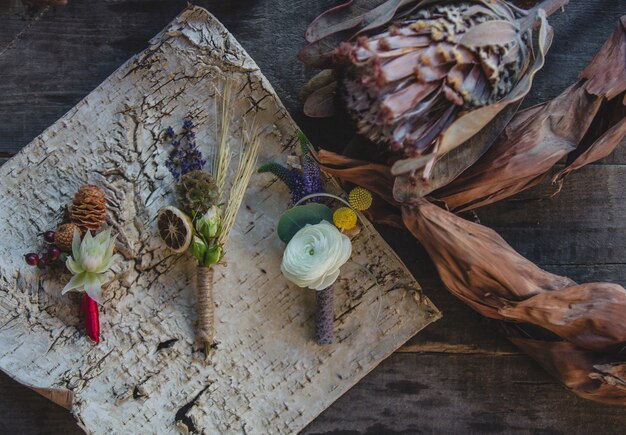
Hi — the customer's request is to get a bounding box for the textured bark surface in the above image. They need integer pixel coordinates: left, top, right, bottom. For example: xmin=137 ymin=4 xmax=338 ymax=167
xmin=0 ymin=6 xmax=439 ymax=434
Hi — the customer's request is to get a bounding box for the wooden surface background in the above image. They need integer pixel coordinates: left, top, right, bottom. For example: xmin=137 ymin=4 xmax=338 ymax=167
xmin=0 ymin=0 xmax=624 ymax=433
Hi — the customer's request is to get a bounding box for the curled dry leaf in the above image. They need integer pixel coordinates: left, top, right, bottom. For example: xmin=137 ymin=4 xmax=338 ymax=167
xmin=403 ymin=201 xmax=626 ymax=405
xmin=432 ymin=16 xmax=626 ymax=211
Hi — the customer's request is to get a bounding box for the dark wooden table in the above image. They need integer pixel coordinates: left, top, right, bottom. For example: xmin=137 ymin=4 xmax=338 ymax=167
xmin=1 ymin=1 xmax=625 ymax=433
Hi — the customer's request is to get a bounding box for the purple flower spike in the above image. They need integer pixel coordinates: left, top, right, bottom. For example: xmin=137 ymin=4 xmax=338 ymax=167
xmin=163 ymin=119 xmax=205 ymax=180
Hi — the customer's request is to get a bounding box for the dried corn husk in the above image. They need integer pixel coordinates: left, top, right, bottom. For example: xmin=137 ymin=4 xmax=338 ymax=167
xmin=402 ymin=201 xmax=626 ymax=405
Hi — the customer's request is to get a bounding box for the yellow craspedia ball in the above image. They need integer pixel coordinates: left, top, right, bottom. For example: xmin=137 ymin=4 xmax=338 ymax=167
xmin=333 ymin=207 xmax=358 ymax=231
xmin=348 ymin=187 xmax=373 ymax=211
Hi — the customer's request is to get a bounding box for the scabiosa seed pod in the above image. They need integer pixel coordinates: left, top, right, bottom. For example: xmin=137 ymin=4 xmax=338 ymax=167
xmin=176 ymin=170 xmax=219 ymax=218
xmin=301 ymin=0 xmax=564 ymax=179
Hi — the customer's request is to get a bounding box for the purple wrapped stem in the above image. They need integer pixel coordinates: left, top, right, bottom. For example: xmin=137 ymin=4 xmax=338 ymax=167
xmin=314 ymin=284 xmax=335 ymax=345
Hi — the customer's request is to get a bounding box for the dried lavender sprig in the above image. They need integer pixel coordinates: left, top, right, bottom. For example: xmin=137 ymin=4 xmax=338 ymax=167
xmin=164 ymin=119 xmax=206 ymax=181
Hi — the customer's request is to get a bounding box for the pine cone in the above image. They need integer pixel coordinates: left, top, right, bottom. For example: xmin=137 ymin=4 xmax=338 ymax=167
xmin=70 ymin=184 xmax=107 ymax=233
xmin=55 ymin=223 xmax=80 ymax=252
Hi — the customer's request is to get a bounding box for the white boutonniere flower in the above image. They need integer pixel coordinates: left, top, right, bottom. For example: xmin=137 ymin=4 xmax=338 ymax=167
xmin=63 ymin=228 xmax=121 ymax=304
xmin=281 ymin=220 xmax=351 ymax=290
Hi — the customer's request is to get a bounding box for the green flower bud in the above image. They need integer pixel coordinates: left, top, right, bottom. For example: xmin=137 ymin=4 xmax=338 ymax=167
xmin=190 ymin=236 xmax=207 ymax=261
xmin=196 ymin=205 xmax=221 ymax=240
xmin=203 ymin=244 xmax=222 ymax=266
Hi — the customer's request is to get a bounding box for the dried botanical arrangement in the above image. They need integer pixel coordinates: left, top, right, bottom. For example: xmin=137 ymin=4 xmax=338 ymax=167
xmin=300 ymin=0 xmax=568 ymax=196
xmin=24 ymin=184 xmax=120 ymax=343
xmin=157 ymin=83 xmax=262 ymax=355
xmin=0 ymin=8 xmax=440 ymax=432
xmin=301 ymin=0 xmax=626 ymax=405
xmin=260 ymin=132 xmax=374 ymax=344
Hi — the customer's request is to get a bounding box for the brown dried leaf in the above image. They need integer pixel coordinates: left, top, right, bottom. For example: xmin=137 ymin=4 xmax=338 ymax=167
xmin=303 ymin=81 xmax=338 ymax=118
xmin=432 ymin=16 xmax=626 ymax=211
xmin=500 ymin=283 xmax=626 ymax=352
xmin=581 ymin=16 xmax=626 ymax=100
xmin=403 ymin=201 xmax=626 ymax=404
xmin=433 ymin=81 xmax=605 ymax=211
xmin=314 ymin=149 xmax=398 ymax=205
xmin=393 ymin=101 xmax=521 ymax=203
xmin=299 ymin=69 xmax=337 ymax=103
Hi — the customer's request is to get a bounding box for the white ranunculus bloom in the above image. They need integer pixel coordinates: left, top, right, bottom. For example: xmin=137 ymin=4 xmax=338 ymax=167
xmin=281 ymin=220 xmax=352 ymax=290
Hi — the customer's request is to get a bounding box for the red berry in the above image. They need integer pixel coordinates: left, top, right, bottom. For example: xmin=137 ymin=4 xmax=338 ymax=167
xmin=49 ymin=247 xmax=61 ymax=261
xmin=40 ymin=254 xmax=50 ymax=266
xmin=25 ymin=253 xmax=39 ymax=266
xmin=44 ymin=231 xmax=56 ymax=243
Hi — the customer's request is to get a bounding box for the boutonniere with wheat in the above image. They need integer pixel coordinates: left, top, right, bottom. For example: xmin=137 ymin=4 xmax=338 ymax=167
xmin=156 ymin=82 xmax=261 ymax=355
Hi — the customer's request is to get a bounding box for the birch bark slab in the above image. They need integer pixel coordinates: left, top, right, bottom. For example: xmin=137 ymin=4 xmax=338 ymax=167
xmin=0 ymin=6 xmax=439 ymax=434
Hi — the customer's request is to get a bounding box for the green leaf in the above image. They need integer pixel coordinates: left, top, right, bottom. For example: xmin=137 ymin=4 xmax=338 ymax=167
xmin=277 ymin=203 xmax=333 ymax=243
xmin=189 ymin=236 xmax=207 ymax=262
xmin=203 ymin=245 xmax=222 ymax=266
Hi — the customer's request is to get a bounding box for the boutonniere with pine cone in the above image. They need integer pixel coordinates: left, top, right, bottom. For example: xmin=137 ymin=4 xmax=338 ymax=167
xmin=156 ymin=82 xmax=262 ymax=357
xmin=24 ymin=184 xmax=120 ymax=343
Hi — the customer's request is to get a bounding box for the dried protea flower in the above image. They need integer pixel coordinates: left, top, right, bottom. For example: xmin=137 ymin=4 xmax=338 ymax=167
xmin=301 ymin=0 xmax=565 ymax=178
xmin=339 ymin=1 xmax=533 ymax=154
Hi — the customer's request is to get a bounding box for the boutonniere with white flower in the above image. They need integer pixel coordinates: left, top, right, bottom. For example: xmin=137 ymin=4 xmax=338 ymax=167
xmin=63 ymin=228 xmax=121 ymax=343
xmin=24 ymin=184 xmax=121 ymax=344
xmin=260 ymin=131 xmax=373 ymax=344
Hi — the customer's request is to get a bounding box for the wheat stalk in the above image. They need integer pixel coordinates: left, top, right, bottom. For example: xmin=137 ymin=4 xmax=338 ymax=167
xmin=211 ymin=80 xmax=233 ymax=200
xmin=219 ymin=115 xmax=261 ymax=245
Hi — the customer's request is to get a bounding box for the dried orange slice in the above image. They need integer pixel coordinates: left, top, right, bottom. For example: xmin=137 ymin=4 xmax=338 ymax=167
xmin=157 ymin=206 xmax=193 ymax=253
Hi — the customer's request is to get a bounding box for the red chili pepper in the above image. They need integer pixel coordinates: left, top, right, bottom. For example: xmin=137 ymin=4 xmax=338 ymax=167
xmin=80 ymin=293 xmax=100 ymax=344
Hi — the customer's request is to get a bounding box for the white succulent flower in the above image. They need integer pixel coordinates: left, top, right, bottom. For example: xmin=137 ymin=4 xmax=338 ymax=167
xmin=63 ymin=228 xmax=121 ymax=304
xmin=281 ymin=221 xmax=352 ymax=290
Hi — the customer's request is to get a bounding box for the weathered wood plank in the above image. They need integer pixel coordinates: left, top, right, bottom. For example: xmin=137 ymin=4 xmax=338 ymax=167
xmin=304 ymin=353 xmax=626 ymax=434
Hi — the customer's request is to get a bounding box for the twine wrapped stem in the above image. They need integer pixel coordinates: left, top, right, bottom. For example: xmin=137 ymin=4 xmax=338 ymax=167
xmin=314 ymin=284 xmax=335 ymax=345
xmin=196 ymin=266 xmax=215 ymax=354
